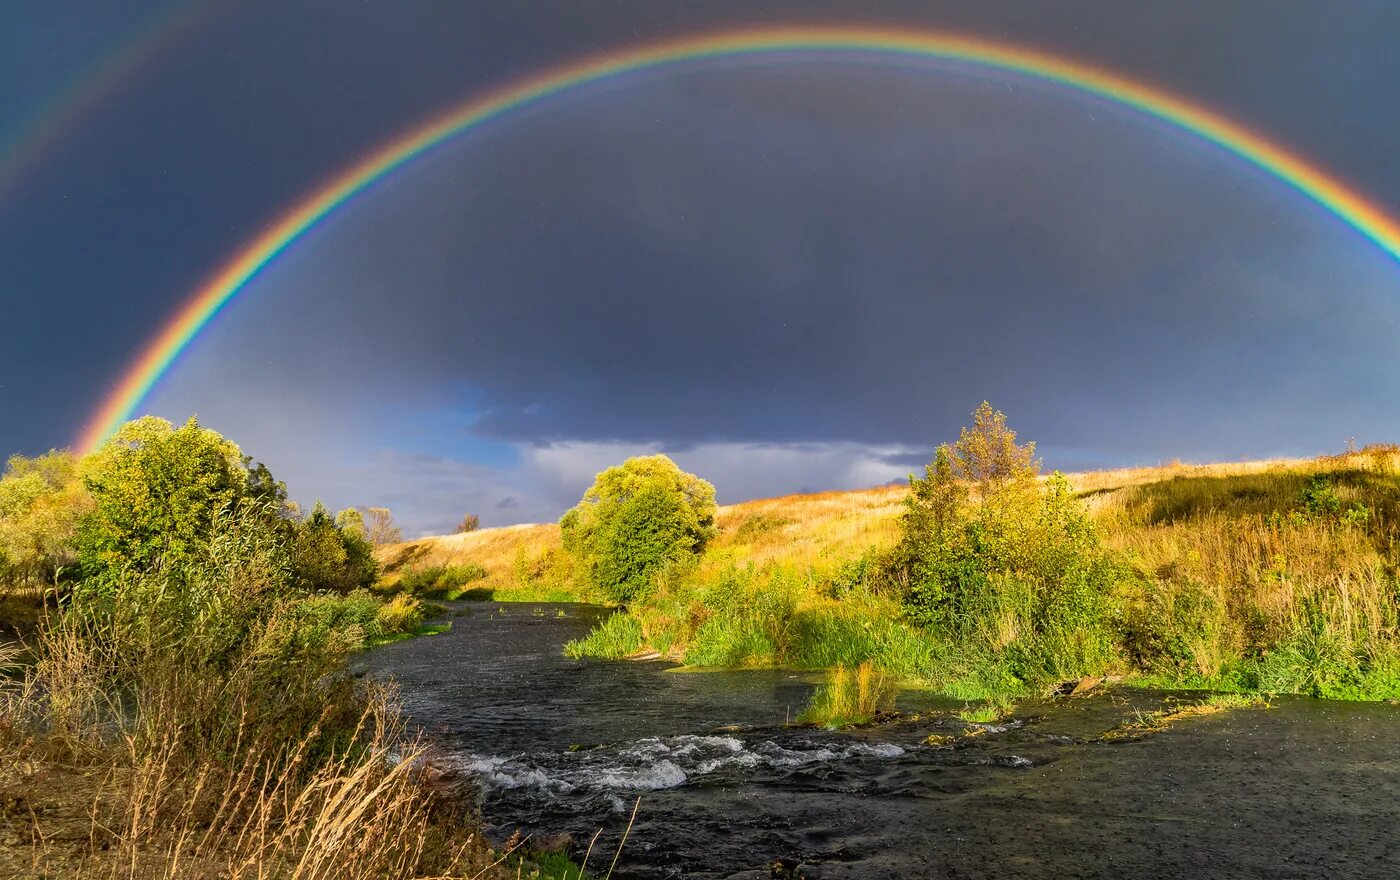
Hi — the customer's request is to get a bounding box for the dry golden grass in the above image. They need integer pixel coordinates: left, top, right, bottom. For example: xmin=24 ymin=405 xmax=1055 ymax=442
xmin=378 ymin=523 xmax=561 ymax=594
xmin=376 ymin=486 xmax=908 ymax=597
xmin=1 ymin=687 xmax=521 ymax=880
xmin=380 ymin=451 xmax=1382 ymax=581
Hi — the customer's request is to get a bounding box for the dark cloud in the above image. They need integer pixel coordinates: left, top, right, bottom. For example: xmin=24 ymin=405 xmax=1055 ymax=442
xmin=4 ymin=1 xmax=1400 ymax=531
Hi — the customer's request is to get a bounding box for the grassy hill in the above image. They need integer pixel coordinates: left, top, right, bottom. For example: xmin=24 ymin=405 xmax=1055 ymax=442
xmin=379 ymin=453 xmax=1331 ymax=600
xmin=379 ymin=447 xmax=1400 ymax=704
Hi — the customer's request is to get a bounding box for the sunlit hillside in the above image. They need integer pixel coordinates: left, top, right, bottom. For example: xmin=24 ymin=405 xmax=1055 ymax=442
xmin=378 ymin=451 xmax=1381 ymax=601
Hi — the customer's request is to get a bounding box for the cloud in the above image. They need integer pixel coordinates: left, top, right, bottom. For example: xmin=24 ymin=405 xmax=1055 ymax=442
xmin=131 ymin=56 xmax=1400 ymax=536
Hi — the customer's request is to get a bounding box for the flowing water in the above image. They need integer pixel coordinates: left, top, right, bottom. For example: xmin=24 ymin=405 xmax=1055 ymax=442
xmin=360 ymin=603 xmax=1400 ymax=879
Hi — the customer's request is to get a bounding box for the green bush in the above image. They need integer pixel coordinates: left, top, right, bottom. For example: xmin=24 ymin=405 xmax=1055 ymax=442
xmin=560 ymin=455 xmax=716 ymax=604
xmin=398 ymin=561 xmax=488 ymax=598
xmin=888 ymin=404 xmax=1120 ymax=693
xmin=0 ymin=449 xmax=88 ymax=590
xmin=76 ymin=417 xmax=260 ymax=592
xmin=375 ymin=593 xmax=425 ymax=635
xmin=46 ymin=498 xmax=370 ymax=756
xmin=291 ymin=502 xmax=379 ymax=593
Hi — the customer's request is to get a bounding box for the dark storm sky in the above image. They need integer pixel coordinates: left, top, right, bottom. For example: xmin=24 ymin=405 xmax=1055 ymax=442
xmin=4 ymin=1 xmax=1400 ymax=534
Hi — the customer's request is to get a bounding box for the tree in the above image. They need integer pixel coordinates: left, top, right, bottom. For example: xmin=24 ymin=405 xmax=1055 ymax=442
xmin=291 ymin=502 xmax=378 ymax=593
xmin=77 ymin=417 xmax=254 ymax=590
xmin=0 ymin=450 xmax=90 ymax=589
xmin=455 ymin=513 xmax=480 ymax=534
xmin=893 ymin=403 xmax=1100 ymax=629
xmin=335 ymin=507 xmax=366 ymax=538
xmin=361 ymin=507 xmax=402 ymax=547
xmin=560 ymin=454 xmax=716 ymax=604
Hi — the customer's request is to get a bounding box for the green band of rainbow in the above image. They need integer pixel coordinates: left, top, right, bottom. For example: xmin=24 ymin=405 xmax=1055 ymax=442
xmin=76 ymin=24 xmax=1400 ymax=453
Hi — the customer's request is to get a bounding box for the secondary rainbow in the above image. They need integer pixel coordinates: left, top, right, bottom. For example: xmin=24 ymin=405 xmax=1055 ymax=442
xmin=77 ymin=24 xmax=1400 ymax=453
xmin=0 ymin=1 xmax=220 ymax=203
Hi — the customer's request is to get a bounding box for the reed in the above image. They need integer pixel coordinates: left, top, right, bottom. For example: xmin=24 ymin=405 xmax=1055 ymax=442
xmin=798 ymin=661 xmax=897 ymax=727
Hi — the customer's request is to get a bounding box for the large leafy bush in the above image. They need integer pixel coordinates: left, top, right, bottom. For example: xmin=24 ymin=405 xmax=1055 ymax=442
xmin=560 ymin=454 xmax=716 ymax=604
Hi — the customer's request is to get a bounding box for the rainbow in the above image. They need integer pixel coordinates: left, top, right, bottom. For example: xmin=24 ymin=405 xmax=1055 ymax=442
xmin=0 ymin=1 xmax=219 ymax=203
xmin=76 ymin=24 xmax=1400 ymax=453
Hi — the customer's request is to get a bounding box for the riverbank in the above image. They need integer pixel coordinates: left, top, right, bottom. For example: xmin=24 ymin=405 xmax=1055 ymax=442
xmin=361 ymin=600 xmax=1400 ymax=879
xmin=386 ymin=447 xmax=1400 ymax=705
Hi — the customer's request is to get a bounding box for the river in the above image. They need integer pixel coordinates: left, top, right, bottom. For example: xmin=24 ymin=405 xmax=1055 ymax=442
xmin=359 ymin=602 xmax=1400 ymax=879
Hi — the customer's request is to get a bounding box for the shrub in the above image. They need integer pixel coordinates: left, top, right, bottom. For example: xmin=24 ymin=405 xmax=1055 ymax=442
xmin=0 ymin=449 xmax=89 ymax=590
xmin=291 ymin=502 xmax=380 ymax=593
xmin=376 ymin=592 xmax=425 ymax=635
xmin=76 ymin=416 xmax=260 ymax=591
xmin=560 ymin=454 xmax=717 ymax=604
xmin=456 ymin=513 xmax=481 ymax=533
xmin=889 ymin=404 xmax=1120 ymax=692
xmin=398 ymin=561 xmax=488 ymax=598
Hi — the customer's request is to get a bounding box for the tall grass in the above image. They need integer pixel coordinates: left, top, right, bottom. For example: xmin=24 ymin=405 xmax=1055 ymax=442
xmin=799 ymin=661 xmax=896 ymax=727
xmin=0 ymin=503 xmax=523 ymax=878
xmin=1101 ymin=456 xmax=1400 ymax=699
xmin=563 ymin=612 xmax=644 ymax=660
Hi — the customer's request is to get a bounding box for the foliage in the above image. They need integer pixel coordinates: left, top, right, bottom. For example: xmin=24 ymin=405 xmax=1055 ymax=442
xmin=397 ymin=560 xmax=489 ymax=598
xmin=560 ymin=454 xmax=717 ymax=604
xmin=290 ymin=501 xmax=379 ymax=593
xmin=9 ymin=536 xmax=508 ymax=879
xmin=510 ymin=545 xmax=577 ymax=598
xmin=76 ymin=416 xmax=258 ymax=592
xmin=335 ymin=505 xmax=366 ymax=536
xmin=886 ymin=404 xmax=1119 ymax=693
xmin=0 ymin=449 xmax=90 ymax=589
xmin=456 ymin=512 xmax=481 ymax=533
xmin=0 ymin=419 xmax=522 ymax=878
xmin=562 ymin=432 xmax=1400 ymax=705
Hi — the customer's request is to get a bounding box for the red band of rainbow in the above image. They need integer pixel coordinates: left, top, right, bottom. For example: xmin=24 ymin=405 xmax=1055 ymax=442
xmin=76 ymin=25 xmax=1400 ymax=453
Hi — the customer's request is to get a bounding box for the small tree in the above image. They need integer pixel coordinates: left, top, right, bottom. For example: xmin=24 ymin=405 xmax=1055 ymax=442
xmin=894 ymin=403 xmax=1100 ymax=629
xmin=560 ymin=455 xmax=716 ymax=604
xmin=77 ymin=417 xmax=254 ymax=591
xmin=455 ymin=513 xmax=480 ymax=534
xmin=0 ymin=450 xmax=91 ymax=589
xmin=291 ymin=502 xmax=378 ymax=593
xmin=361 ymin=507 xmax=402 ymax=547
xmin=335 ymin=507 xmax=366 ymax=537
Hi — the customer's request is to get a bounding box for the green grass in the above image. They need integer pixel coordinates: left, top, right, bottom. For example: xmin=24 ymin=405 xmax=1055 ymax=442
xmin=798 ymin=661 xmax=896 ymax=727
xmin=563 ymin=612 xmax=644 ymax=659
xmin=366 ymin=621 xmax=451 ymax=647
xmin=520 ymin=851 xmax=590 ymax=880
xmin=956 ymin=700 xmax=1013 ymax=724
xmin=455 ymin=584 xmax=586 ymax=602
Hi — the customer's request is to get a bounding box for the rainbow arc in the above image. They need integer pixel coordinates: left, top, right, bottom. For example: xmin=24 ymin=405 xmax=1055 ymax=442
xmin=76 ymin=25 xmax=1400 ymax=453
